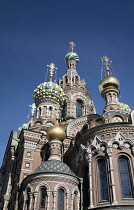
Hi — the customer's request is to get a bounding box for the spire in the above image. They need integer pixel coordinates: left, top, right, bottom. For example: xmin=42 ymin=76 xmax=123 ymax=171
xmin=46 ymin=63 xmax=58 ymax=82
xmin=101 ymin=55 xmax=112 ymax=76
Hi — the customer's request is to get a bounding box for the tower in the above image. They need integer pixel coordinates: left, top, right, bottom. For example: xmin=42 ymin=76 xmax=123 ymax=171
xmin=30 ymin=63 xmax=65 ymax=133
xmin=99 ymin=56 xmax=120 ymax=113
xmin=58 ymin=42 xmax=96 ymax=121
xmin=19 ymin=124 xmax=80 ymax=210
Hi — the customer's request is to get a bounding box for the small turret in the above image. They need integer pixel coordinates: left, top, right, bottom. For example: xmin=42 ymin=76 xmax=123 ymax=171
xmin=99 ymin=56 xmax=120 ymax=113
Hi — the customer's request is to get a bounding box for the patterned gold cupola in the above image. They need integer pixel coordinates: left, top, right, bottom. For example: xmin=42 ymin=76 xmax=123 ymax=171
xmin=99 ymin=56 xmax=120 ymax=113
xmin=33 ymin=63 xmax=65 ymax=120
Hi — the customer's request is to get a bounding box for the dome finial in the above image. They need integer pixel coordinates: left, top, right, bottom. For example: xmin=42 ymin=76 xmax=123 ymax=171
xmin=46 ymin=63 xmax=58 ymax=82
xmin=69 ymin=41 xmax=76 ymax=52
xmin=101 ymin=55 xmax=112 ymax=76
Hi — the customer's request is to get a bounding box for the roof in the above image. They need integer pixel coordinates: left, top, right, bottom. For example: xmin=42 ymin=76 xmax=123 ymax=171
xmin=33 ymin=159 xmax=76 ymax=176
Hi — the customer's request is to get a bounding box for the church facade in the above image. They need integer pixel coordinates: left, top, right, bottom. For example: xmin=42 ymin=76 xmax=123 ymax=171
xmin=1 ymin=42 xmax=134 ymax=210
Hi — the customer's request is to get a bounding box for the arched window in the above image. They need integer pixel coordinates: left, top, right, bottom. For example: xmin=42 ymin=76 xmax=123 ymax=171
xmin=118 ymin=157 xmax=133 ymax=198
xmin=76 ymin=100 xmax=83 ymax=118
xmin=98 ymin=159 xmax=108 ymax=201
xmin=39 ymin=107 xmax=42 ymax=116
xmin=40 ymin=188 xmax=47 ymax=209
xmin=73 ymin=191 xmax=78 ymax=210
xmin=61 ymin=103 xmax=66 ymax=118
xmin=48 ymin=106 xmax=53 ymax=117
xmin=58 ymin=189 xmax=64 ymax=210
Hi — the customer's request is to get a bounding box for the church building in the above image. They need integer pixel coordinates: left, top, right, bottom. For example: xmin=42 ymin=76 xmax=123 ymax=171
xmin=1 ymin=42 xmax=134 ymax=210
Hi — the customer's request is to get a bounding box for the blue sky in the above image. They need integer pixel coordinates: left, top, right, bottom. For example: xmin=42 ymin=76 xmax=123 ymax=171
xmin=1 ymin=0 xmax=134 ymax=165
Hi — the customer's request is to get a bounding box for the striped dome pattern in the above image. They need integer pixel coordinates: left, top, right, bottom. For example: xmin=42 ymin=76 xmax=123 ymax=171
xmin=65 ymin=52 xmax=79 ymax=63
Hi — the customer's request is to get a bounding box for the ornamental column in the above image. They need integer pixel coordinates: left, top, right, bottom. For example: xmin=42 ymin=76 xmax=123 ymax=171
xmin=29 ymin=192 xmax=33 ymax=210
xmin=33 ymin=192 xmax=38 ymax=210
xmin=46 ymin=191 xmax=51 ymax=210
xmin=66 ymin=193 xmax=70 ymax=210
xmin=52 ymin=191 xmax=57 ymax=210
xmin=70 ymin=193 xmax=74 ymax=210
xmin=86 ymin=148 xmax=94 ymax=208
xmin=107 ymin=147 xmax=118 ymax=205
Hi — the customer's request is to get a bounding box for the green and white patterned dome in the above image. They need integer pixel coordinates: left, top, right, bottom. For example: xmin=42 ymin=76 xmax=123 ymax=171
xmin=65 ymin=52 xmax=79 ymax=64
xmin=33 ymin=81 xmax=65 ymax=105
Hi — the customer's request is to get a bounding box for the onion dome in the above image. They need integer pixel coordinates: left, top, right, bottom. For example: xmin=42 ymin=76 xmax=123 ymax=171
xmin=65 ymin=52 xmax=79 ymax=64
xmin=47 ymin=124 xmax=66 ymax=141
xmin=99 ymin=75 xmax=120 ymax=92
xmin=99 ymin=56 xmax=120 ymax=93
xmin=118 ymin=102 xmax=131 ymax=114
xmin=33 ymin=81 xmax=65 ymax=105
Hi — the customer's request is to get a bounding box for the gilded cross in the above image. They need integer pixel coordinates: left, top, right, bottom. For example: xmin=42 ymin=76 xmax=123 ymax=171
xmin=69 ymin=41 xmax=76 ymax=52
xmin=47 ymin=63 xmax=58 ymax=82
xmin=101 ymin=55 xmax=112 ymax=75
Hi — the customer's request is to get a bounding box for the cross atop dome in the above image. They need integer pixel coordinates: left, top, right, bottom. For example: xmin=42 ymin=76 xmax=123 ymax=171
xmin=47 ymin=63 xmax=58 ymax=82
xmin=101 ymin=55 xmax=112 ymax=76
xmin=69 ymin=41 xmax=76 ymax=52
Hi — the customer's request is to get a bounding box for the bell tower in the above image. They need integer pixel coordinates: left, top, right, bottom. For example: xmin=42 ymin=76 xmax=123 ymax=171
xmin=59 ymin=42 xmax=96 ymax=120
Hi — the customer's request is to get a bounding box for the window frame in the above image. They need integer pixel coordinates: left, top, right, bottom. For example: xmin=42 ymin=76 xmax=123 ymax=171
xmin=57 ymin=188 xmax=64 ymax=210
xmin=76 ymin=100 xmax=83 ymax=118
xmin=118 ymin=156 xmax=133 ymax=198
xmin=39 ymin=187 xmax=47 ymax=209
xmin=97 ymin=159 xmax=109 ymax=202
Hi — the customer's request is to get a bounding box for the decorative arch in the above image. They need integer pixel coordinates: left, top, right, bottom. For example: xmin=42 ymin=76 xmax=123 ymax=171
xmin=71 ymin=187 xmax=80 ymax=196
xmin=32 ymin=119 xmax=43 ymax=127
xmin=72 ymin=94 xmax=86 ymax=104
xmin=54 ymin=182 xmax=69 ymax=194
xmin=35 ymin=181 xmax=50 ymax=192
xmin=72 ymin=188 xmax=80 ymax=210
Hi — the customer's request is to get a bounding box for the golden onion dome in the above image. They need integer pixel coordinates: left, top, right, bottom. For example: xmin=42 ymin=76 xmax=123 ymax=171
xmin=99 ymin=75 xmax=120 ymax=92
xmin=47 ymin=124 xmax=66 ymax=142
